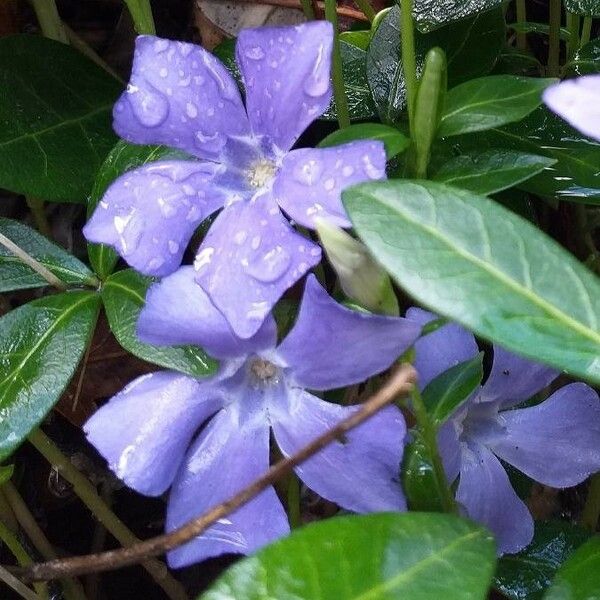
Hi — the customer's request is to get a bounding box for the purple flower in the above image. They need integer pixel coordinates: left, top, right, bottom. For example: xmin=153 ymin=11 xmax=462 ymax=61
xmin=84 ymin=270 xmax=419 ymax=566
xmin=83 ymin=23 xmax=387 ymax=338
xmin=544 ymin=75 xmax=600 ymax=141
xmin=408 ymin=308 xmax=600 ymax=554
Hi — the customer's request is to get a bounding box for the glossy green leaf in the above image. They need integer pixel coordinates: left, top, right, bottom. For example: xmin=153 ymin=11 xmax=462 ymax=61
xmin=423 ymin=354 xmax=483 ymax=425
xmin=0 ymin=35 xmax=121 ymax=203
xmin=101 ymin=269 xmax=216 ymax=377
xmin=567 ymin=39 xmax=600 ymax=76
xmin=318 ymin=123 xmax=410 ymax=159
xmin=563 ymin=0 xmax=600 ymax=16
xmin=496 ymin=521 xmax=590 ymax=600
xmin=344 ymin=180 xmax=600 ymax=385
xmin=413 ymin=0 xmax=503 ymax=32
xmin=0 ymin=218 xmax=96 ymax=291
xmin=431 ymin=150 xmax=557 ymax=195
xmin=87 ymin=141 xmax=184 ymax=279
xmin=367 ymin=6 xmax=505 ymax=124
xmin=545 ymin=535 xmax=600 ymax=600
xmin=199 ymin=513 xmax=496 ymax=600
xmin=402 ymin=436 xmax=445 ymax=512
xmin=493 ymin=47 xmax=543 ymax=77
xmin=0 ymin=291 xmax=100 ymax=459
xmin=451 ymin=107 xmax=600 ymax=203
xmin=438 ymin=76 xmax=555 ymax=138
xmin=339 ymin=29 xmax=370 ymax=51
xmin=508 ymin=22 xmax=571 ymax=41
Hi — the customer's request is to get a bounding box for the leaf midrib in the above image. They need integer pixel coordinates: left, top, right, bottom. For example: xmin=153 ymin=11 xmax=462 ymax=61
xmin=0 ymin=253 xmax=92 ymax=282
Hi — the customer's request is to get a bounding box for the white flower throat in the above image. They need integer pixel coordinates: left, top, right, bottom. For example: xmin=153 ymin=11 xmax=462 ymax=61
xmin=247 ymin=159 xmax=277 ymax=188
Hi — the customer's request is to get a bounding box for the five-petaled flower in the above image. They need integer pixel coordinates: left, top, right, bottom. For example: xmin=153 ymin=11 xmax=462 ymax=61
xmin=83 ymin=22 xmax=387 ymax=338
xmin=408 ymin=308 xmax=600 ymax=554
xmin=84 ymin=269 xmax=420 ymax=566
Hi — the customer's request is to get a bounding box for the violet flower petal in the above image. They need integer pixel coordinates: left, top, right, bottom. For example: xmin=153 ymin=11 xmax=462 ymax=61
xmin=543 ymin=75 xmax=600 ymax=142
xmin=437 ymin=420 xmax=461 ymax=483
xmin=489 ymin=383 xmax=600 ymax=487
xmin=236 ymin=22 xmax=333 ymax=152
xmin=137 ymin=267 xmax=277 ymax=359
xmin=278 ymin=276 xmax=420 ymax=390
xmin=479 ymin=345 xmax=558 ymax=408
xmin=84 ymin=372 xmax=223 ymax=496
xmin=194 ymin=195 xmax=320 ymax=339
xmin=113 ymin=36 xmax=250 ymax=160
xmin=273 ymin=142 xmax=387 ymax=229
xmin=83 ymin=160 xmax=231 ymax=276
xmin=456 ymin=442 xmax=533 ymax=554
xmin=166 ymin=402 xmax=289 ymax=567
xmin=270 ymin=387 xmax=407 ymax=512
xmin=407 ymin=307 xmax=479 ymax=390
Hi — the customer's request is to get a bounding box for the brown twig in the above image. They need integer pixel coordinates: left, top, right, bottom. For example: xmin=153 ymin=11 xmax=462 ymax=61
xmin=23 ymin=364 xmax=416 ymax=583
xmin=234 ymin=0 xmax=368 ymax=21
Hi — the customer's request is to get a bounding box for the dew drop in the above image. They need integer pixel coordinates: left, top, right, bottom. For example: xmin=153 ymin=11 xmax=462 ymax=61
xmin=245 ymin=46 xmax=265 ymax=60
xmin=114 ymin=214 xmax=132 ymax=234
xmin=148 ymin=257 xmax=165 ymax=271
xmin=363 ymin=155 xmax=385 ymax=179
xmin=159 ymin=68 xmax=168 ymax=78
xmin=128 ymin=89 xmax=169 ymax=128
xmin=186 ymin=102 xmax=198 ymax=118
xmin=168 ymin=240 xmax=180 ymax=255
xmin=194 ymin=247 xmax=214 ymax=271
xmin=342 ymin=165 xmax=355 ymax=177
xmin=234 ymin=230 xmax=248 ymax=245
xmin=154 ymin=39 xmax=170 ymax=53
xmin=157 ymin=197 xmax=177 ymax=218
xmin=251 ymin=235 xmax=261 ymax=250
xmin=324 ymin=178 xmax=335 ymax=191
xmin=182 ymin=184 xmax=195 ymax=196
xmin=246 ymin=245 xmax=291 ymax=282
xmin=194 ymin=131 xmax=226 ymax=154
xmin=293 ymin=159 xmax=323 ymax=185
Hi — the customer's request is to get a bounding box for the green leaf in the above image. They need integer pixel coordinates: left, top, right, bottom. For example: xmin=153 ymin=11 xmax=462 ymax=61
xmin=0 ymin=465 xmax=14 ymax=486
xmin=402 ymin=436 xmax=445 ymax=512
xmin=0 ymin=35 xmax=121 ymax=203
xmin=413 ymin=0 xmax=503 ymax=32
xmin=438 ymin=76 xmax=555 ymax=138
xmin=199 ymin=513 xmax=496 ymax=600
xmin=567 ymin=39 xmax=600 ymax=76
xmin=101 ymin=269 xmax=216 ymax=377
xmin=431 ymin=150 xmax=557 ymax=195
xmin=0 ymin=218 xmax=96 ymax=291
xmin=339 ymin=30 xmax=370 ymax=51
xmin=0 ymin=291 xmax=100 ymax=459
xmin=450 ymin=107 xmax=600 ymax=203
xmin=508 ymin=22 xmax=571 ymax=41
xmin=544 ymin=535 xmax=600 ymax=600
xmin=344 ymin=180 xmax=600 ymax=385
xmin=496 ymin=521 xmax=590 ymax=600
xmin=563 ymin=0 xmax=600 ymax=16
xmin=367 ymin=6 xmax=505 ymax=124
xmin=87 ymin=141 xmax=185 ymax=279
xmin=318 ymin=123 xmax=410 ymax=159
xmin=423 ymin=354 xmax=484 ymax=426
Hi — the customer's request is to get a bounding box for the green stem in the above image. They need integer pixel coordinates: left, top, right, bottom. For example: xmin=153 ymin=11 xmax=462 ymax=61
xmin=29 ymin=0 xmax=68 ymax=43
xmin=28 ymin=429 xmax=188 ymax=600
xmin=353 ymin=0 xmax=376 ymax=22
xmin=581 ymin=16 xmax=593 ymax=47
xmin=410 ymin=387 xmax=457 ymax=514
xmin=400 ymin=0 xmax=418 ymax=131
xmin=1 ymin=483 xmax=86 ymax=600
xmin=287 ymin=474 xmax=302 ymax=529
xmin=325 ymin=0 xmax=351 ymax=129
xmin=515 ymin=0 xmax=527 ymax=50
xmin=582 ymin=473 xmax=600 ymax=530
xmin=25 ymin=198 xmax=51 ymax=239
xmin=547 ymin=0 xmax=562 ymax=77
xmin=0 ymin=564 xmax=44 ymax=600
xmin=123 ymin=0 xmax=156 ymax=35
xmin=299 ymin=0 xmax=316 ymax=19
xmin=566 ymin=12 xmax=580 ymax=59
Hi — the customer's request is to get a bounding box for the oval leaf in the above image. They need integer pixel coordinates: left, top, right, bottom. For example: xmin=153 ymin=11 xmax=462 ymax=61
xmin=0 ymin=35 xmax=121 ymax=202
xmin=413 ymin=0 xmax=503 ymax=32
xmin=563 ymin=0 xmax=600 ymax=16
xmin=438 ymin=76 xmax=556 ymax=138
xmin=0 ymin=218 xmax=96 ymax=291
xmin=0 ymin=291 xmax=100 ymax=459
xmin=101 ymin=269 xmax=216 ymax=377
xmin=199 ymin=513 xmax=496 ymax=600
xmin=344 ymin=180 xmax=600 ymax=385
xmin=318 ymin=123 xmax=410 ymax=159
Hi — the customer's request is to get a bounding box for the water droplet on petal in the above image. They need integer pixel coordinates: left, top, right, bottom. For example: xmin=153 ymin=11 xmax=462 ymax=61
xmin=157 ymin=197 xmax=177 ymax=218
xmin=245 ymin=46 xmax=265 ymax=60
xmin=186 ymin=102 xmax=198 ymax=118
xmin=293 ymin=159 xmax=323 ymax=186
xmin=234 ymin=230 xmax=248 ymax=245
xmin=251 ymin=235 xmax=261 ymax=250
xmin=194 ymin=247 xmax=214 ymax=271
xmin=363 ymin=155 xmax=385 ymax=179
xmin=246 ymin=245 xmax=291 ymax=282
xmin=303 ymin=74 xmax=330 ymax=98
xmin=247 ymin=301 xmax=269 ymax=320
xmin=194 ymin=131 xmax=226 ymax=154
xmin=154 ymin=39 xmax=170 ymax=53
xmin=114 ymin=214 xmax=132 ymax=234
xmin=324 ymin=178 xmax=335 ymax=191
xmin=168 ymin=240 xmax=180 ymax=255
xmin=342 ymin=165 xmax=355 ymax=177
xmin=148 ymin=257 xmax=165 ymax=271
xmin=128 ymin=89 xmax=169 ymax=128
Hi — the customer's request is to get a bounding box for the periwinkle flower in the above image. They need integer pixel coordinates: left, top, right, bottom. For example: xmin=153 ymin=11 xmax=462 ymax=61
xmin=84 ymin=269 xmax=420 ymax=566
xmin=83 ymin=23 xmax=387 ymax=338
xmin=408 ymin=308 xmax=600 ymax=554
xmin=544 ymin=75 xmax=600 ymax=141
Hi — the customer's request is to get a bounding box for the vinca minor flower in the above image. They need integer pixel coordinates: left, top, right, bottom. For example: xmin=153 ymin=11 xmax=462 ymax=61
xmin=83 ymin=23 xmax=386 ymax=338
xmin=85 ymin=269 xmax=419 ymax=566
xmin=408 ymin=308 xmax=600 ymax=554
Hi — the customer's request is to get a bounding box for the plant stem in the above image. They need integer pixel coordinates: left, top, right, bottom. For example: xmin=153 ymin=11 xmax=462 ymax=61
xmin=581 ymin=16 xmax=593 ymax=47
xmin=566 ymin=12 xmax=580 ymax=59
xmin=1 ymin=483 xmax=86 ymax=600
xmin=400 ymin=0 xmax=418 ymax=130
xmin=123 ymin=0 xmax=156 ymax=35
xmin=353 ymin=0 xmax=376 ymax=22
xmin=24 ymin=198 xmax=51 ymax=239
xmin=324 ymin=0 xmax=351 ymax=129
xmin=29 ymin=0 xmax=68 ymax=43
xmin=0 ymin=233 xmax=66 ymax=291
xmin=286 ymin=474 xmax=301 ymax=529
xmin=27 ymin=429 xmax=188 ymax=600
xmin=299 ymin=0 xmax=316 ymax=19
xmin=547 ymin=0 xmax=562 ymax=77
xmin=409 ymin=387 xmax=457 ymax=514
xmin=515 ymin=0 xmax=527 ymax=50
xmin=582 ymin=473 xmax=600 ymax=530
xmin=0 ymin=564 xmax=44 ymax=600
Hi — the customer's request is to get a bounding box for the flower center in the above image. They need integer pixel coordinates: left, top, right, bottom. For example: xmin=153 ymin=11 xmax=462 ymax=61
xmin=247 ymin=159 xmax=277 ymax=188
xmin=248 ymin=357 xmax=280 ymax=387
